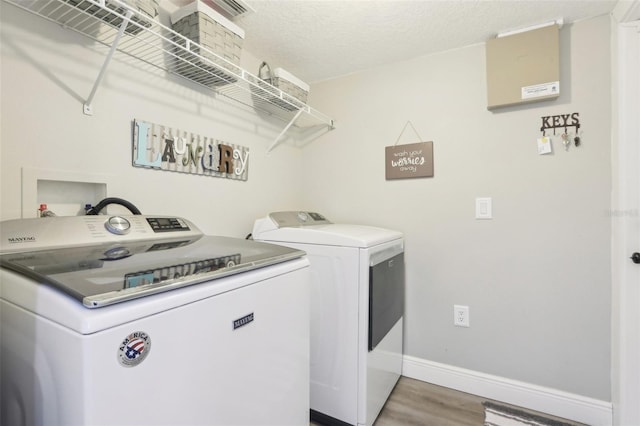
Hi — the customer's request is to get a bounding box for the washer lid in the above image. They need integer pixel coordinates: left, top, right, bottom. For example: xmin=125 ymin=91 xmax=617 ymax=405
xmin=0 ymin=235 xmax=304 ymax=308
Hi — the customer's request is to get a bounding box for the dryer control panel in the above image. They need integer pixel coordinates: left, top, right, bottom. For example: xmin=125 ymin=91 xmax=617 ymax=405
xmin=268 ymin=211 xmax=332 ymax=228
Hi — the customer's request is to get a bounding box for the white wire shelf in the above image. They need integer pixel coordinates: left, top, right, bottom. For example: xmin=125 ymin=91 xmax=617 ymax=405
xmin=4 ymin=0 xmax=335 ymax=150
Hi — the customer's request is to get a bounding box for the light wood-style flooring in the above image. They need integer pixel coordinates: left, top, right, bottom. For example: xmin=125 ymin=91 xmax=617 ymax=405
xmin=312 ymin=377 xmax=587 ymax=426
xmin=373 ymin=377 xmax=485 ymax=425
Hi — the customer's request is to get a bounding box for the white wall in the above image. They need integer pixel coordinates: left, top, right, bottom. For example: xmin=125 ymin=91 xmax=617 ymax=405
xmin=304 ymin=15 xmax=612 ymax=402
xmin=0 ymin=3 xmax=302 ymax=238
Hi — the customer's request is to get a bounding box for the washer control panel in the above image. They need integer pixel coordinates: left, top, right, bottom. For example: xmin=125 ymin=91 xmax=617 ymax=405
xmin=146 ymin=217 xmax=191 ymax=232
xmin=0 ymin=215 xmax=202 ymax=253
xmin=268 ymin=211 xmax=331 ymax=228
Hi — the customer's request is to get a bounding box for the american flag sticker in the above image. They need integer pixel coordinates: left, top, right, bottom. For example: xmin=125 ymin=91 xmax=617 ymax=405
xmin=118 ymin=331 xmax=151 ymax=367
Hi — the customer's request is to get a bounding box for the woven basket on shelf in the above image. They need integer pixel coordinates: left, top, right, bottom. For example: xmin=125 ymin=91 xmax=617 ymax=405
xmin=170 ymin=1 xmax=244 ymax=87
xmin=251 ymin=62 xmax=309 ymax=112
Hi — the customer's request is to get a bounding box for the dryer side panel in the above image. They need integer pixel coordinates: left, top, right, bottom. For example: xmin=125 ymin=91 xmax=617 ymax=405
xmin=263 ymin=242 xmax=361 ymax=425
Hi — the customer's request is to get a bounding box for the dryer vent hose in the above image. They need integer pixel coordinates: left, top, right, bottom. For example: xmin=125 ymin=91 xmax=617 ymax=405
xmin=86 ymin=198 xmax=142 ymax=215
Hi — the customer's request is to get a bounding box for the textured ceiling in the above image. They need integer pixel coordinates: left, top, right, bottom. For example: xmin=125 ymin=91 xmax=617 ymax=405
xmin=234 ymin=0 xmax=617 ymax=84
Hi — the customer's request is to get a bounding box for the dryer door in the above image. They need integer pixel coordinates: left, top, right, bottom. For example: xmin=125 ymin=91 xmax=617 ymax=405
xmin=368 ymin=251 xmax=404 ymax=351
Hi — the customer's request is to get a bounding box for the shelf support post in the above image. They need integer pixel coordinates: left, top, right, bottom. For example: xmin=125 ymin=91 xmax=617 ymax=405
xmin=83 ymin=9 xmax=134 ymax=115
xmin=266 ymin=109 xmax=305 ymax=153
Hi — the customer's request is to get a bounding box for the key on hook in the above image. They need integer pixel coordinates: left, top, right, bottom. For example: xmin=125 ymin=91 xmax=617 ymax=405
xmin=561 ymin=133 xmax=570 ymax=151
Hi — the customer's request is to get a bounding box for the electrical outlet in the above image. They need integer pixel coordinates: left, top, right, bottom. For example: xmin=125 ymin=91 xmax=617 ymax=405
xmin=454 ymin=305 xmax=470 ymax=327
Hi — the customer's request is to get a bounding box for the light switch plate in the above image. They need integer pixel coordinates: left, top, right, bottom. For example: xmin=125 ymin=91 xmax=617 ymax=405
xmin=476 ymin=197 xmax=492 ymax=219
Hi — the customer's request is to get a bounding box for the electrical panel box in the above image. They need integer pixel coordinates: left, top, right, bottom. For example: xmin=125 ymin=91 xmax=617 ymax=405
xmin=486 ymin=24 xmax=560 ymax=110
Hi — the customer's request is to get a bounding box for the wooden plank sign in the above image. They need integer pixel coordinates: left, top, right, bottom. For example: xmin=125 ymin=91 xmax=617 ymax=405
xmin=132 ymin=119 xmax=250 ymax=181
xmin=385 ymin=141 xmax=434 ymax=180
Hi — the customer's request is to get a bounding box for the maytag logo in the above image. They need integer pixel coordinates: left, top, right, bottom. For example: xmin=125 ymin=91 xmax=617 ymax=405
xmin=8 ymin=236 xmax=36 ymax=244
xmin=233 ymin=313 xmax=254 ymax=330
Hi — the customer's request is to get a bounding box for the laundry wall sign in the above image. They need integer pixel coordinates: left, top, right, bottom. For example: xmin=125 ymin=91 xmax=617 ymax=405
xmin=132 ymin=120 xmax=249 ymax=181
xmin=385 ymin=141 xmax=434 ymax=180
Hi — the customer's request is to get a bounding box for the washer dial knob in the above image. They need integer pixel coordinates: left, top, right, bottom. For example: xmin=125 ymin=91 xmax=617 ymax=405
xmin=297 ymin=212 xmax=309 ymax=223
xmin=105 ymin=216 xmax=131 ymax=235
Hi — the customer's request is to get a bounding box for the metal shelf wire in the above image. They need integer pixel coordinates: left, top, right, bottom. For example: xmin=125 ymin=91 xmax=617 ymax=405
xmin=4 ymin=0 xmax=335 ymax=150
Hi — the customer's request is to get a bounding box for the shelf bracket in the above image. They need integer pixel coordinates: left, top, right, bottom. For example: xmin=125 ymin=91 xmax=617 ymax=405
xmin=295 ymin=124 xmax=334 ymax=148
xmin=83 ymin=9 xmax=133 ymax=115
xmin=266 ymin=108 xmax=305 ymax=153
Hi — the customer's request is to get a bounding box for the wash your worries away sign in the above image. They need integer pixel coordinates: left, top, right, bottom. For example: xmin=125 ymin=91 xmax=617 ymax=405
xmin=385 ymin=122 xmax=434 ymax=180
xmin=385 ymin=141 xmax=434 ymax=179
xmin=132 ymin=120 xmax=249 ymax=181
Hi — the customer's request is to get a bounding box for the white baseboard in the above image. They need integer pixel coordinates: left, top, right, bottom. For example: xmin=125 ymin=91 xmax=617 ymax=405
xmin=402 ymin=355 xmax=612 ymax=426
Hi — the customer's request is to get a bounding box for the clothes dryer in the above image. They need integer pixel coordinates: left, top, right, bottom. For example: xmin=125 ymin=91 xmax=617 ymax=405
xmin=252 ymin=211 xmax=404 ymax=426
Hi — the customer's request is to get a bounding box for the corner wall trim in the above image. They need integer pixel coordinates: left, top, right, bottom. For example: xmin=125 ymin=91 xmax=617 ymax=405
xmin=401 ymin=355 xmax=612 ymax=426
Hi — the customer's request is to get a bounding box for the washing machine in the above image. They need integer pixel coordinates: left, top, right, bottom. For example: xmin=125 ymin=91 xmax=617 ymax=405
xmin=0 ymin=214 xmax=311 ymax=426
xmin=252 ymin=211 xmax=404 ymax=426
